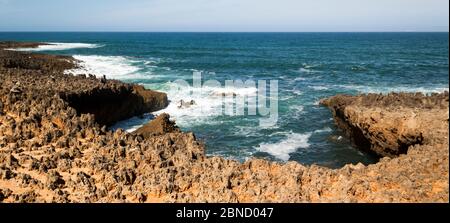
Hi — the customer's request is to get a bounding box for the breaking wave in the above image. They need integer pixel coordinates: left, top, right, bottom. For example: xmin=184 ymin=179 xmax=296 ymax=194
xmin=8 ymin=42 xmax=103 ymax=51
xmin=255 ymin=132 xmax=311 ymax=161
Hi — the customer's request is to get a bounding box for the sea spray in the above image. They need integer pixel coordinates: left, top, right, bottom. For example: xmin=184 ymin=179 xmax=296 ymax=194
xmin=169 ymin=71 xmax=279 ymax=127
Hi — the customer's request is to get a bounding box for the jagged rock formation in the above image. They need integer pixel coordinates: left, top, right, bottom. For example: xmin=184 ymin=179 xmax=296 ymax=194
xmin=133 ymin=113 xmax=180 ymax=138
xmin=0 ymin=42 xmax=169 ymax=127
xmin=320 ymin=93 xmax=449 ymax=157
xmin=0 ymin=42 xmax=448 ymax=203
xmin=0 ymin=42 xmax=73 ymax=71
xmin=60 ymin=84 xmax=168 ymax=126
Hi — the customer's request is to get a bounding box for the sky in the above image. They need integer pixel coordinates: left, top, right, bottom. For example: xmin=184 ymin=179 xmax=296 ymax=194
xmin=0 ymin=0 xmax=448 ymax=32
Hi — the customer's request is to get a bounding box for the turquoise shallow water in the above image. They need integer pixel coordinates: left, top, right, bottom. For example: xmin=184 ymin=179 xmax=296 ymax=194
xmin=1 ymin=32 xmax=448 ymax=168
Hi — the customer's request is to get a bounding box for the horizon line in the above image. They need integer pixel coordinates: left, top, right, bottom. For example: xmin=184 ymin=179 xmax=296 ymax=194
xmin=0 ymin=31 xmax=449 ymax=33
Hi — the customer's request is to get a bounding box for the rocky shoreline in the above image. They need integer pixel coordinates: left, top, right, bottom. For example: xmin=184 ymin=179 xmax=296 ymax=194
xmin=0 ymin=42 xmax=448 ymax=203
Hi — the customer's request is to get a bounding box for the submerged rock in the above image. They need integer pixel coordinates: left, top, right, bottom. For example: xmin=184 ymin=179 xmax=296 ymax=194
xmin=177 ymin=100 xmax=196 ymax=109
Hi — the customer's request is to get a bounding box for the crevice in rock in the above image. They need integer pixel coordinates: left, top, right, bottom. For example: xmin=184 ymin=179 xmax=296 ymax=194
xmin=332 ymin=107 xmax=380 ymax=159
xmin=397 ymin=134 xmax=424 ymax=155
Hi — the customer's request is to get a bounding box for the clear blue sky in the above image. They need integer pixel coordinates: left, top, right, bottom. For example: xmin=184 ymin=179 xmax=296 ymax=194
xmin=0 ymin=0 xmax=448 ymax=32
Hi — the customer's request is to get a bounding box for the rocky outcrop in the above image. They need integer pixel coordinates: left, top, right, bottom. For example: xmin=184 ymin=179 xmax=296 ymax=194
xmin=0 ymin=42 xmax=448 ymax=203
xmin=60 ymin=84 xmax=168 ymax=126
xmin=0 ymin=42 xmax=73 ymax=71
xmin=133 ymin=113 xmax=180 ymax=138
xmin=320 ymin=93 xmax=449 ymax=157
xmin=0 ymin=42 xmax=169 ymax=127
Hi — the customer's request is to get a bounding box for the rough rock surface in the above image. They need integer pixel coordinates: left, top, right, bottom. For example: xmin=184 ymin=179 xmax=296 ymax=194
xmin=320 ymin=93 xmax=449 ymax=157
xmin=0 ymin=42 xmax=448 ymax=203
xmin=0 ymin=42 xmax=169 ymax=127
xmin=134 ymin=113 xmax=180 ymax=138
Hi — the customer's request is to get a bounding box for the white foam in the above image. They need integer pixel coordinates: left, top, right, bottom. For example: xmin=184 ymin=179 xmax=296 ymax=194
xmin=312 ymin=100 xmax=321 ymax=106
xmin=299 ymin=68 xmax=313 ymax=73
xmin=303 ymin=64 xmax=313 ymax=69
xmin=301 ymin=63 xmax=320 ymax=69
xmin=292 ymin=90 xmax=303 ymax=95
xmin=256 ymin=132 xmax=311 ymax=161
xmin=209 ymin=86 xmax=258 ymax=97
xmin=280 ymin=95 xmax=294 ymax=101
xmin=154 ymin=82 xmax=259 ymax=127
xmin=298 ymin=63 xmax=322 ymax=74
xmin=294 ymin=77 xmax=307 ymax=81
xmin=314 ymin=127 xmax=332 ymax=134
xmin=234 ymin=126 xmax=264 ymax=137
xmin=144 ymin=60 xmax=158 ymax=65
xmin=8 ymin=42 xmax=102 ymax=51
xmin=309 ymin=85 xmax=329 ymax=91
xmin=65 ymin=55 xmax=142 ymax=79
xmin=290 ymin=105 xmax=304 ymax=113
xmin=286 ymin=89 xmax=303 ymax=96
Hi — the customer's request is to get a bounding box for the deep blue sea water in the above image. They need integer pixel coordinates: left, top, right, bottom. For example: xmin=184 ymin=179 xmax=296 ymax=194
xmin=1 ymin=32 xmax=448 ymax=168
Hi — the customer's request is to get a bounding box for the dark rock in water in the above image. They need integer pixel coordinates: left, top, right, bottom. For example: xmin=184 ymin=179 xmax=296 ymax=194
xmin=133 ymin=113 xmax=180 ymax=138
xmin=177 ymin=99 xmax=196 ymax=109
xmin=101 ymin=75 xmax=107 ymax=84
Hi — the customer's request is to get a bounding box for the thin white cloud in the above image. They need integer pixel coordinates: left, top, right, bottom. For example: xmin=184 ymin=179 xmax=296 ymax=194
xmin=0 ymin=0 xmax=448 ymax=31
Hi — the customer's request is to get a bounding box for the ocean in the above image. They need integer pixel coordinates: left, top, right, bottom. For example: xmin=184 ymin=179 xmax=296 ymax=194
xmin=1 ymin=32 xmax=448 ymax=168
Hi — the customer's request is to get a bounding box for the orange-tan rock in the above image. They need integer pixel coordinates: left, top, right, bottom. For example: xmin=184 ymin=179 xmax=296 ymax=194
xmin=133 ymin=113 xmax=180 ymax=138
xmin=0 ymin=42 xmax=448 ymax=203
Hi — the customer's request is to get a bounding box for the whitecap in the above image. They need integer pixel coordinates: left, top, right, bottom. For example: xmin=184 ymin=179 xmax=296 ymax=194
xmin=309 ymin=85 xmax=329 ymax=91
xmin=65 ymin=55 xmax=143 ymax=79
xmin=209 ymin=86 xmax=258 ymax=97
xmin=255 ymin=132 xmax=311 ymax=161
xmin=312 ymin=100 xmax=321 ymax=106
xmin=314 ymin=127 xmax=332 ymax=134
xmin=299 ymin=68 xmax=313 ymax=73
xmin=290 ymin=105 xmax=304 ymax=113
xmin=7 ymin=42 xmax=103 ymax=51
xmin=234 ymin=126 xmax=263 ymax=137
xmin=294 ymin=77 xmax=307 ymax=82
xmin=297 ymin=63 xmax=322 ymax=74
xmin=293 ymin=90 xmax=303 ymax=95
xmin=286 ymin=89 xmax=303 ymax=96
xmin=144 ymin=60 xmax=158 ymax=65
xmin=280 ymin=95 xmax=294 ymax=101
xmin=154 ymin=81 xmax=259 ymax=127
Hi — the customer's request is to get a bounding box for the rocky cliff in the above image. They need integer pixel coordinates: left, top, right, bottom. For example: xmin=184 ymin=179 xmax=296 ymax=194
xmin=320 ymin=93 xmax=449 ymax=157
xmin=0 ymin=42 xmax=448 ymax=203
